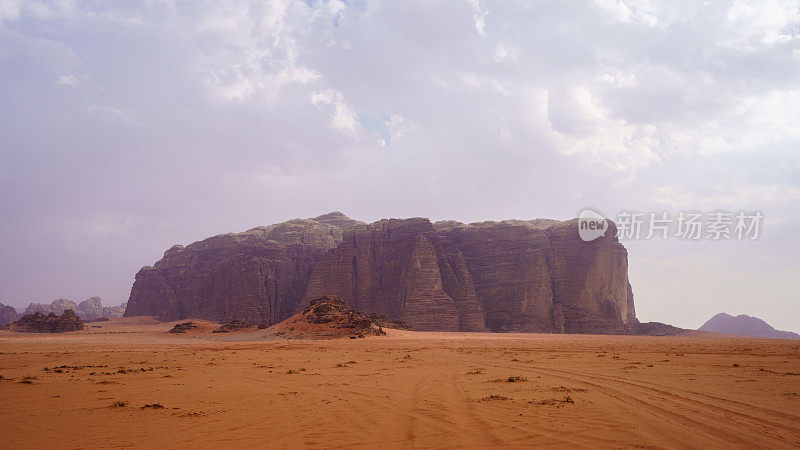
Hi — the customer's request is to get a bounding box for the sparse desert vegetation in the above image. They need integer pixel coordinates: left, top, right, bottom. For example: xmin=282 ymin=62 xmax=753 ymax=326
xmin=0 ymin=322 xmax=799 ymax=448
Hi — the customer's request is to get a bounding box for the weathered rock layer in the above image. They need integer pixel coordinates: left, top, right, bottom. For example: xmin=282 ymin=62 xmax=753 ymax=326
xmin=125 ymin=212 xmax=638 ymax=333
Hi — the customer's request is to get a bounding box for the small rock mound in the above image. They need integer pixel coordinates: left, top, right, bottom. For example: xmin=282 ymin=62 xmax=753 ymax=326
xmin=635 ymin=321 xmax=684 ymax=336
xmin=273 ymin=296 xmax=388 ymax=339
xmin=169 ymin=322 xmax=198 ymax=333
xmin=11 ymin=309 xmax=84 ymax=333
xmin=213 ymin=320 xmax=255 ymax=333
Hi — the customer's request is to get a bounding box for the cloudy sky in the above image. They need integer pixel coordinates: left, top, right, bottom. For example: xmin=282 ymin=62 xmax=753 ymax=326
xmin=1 ymin=0 xmax=799 ymax=331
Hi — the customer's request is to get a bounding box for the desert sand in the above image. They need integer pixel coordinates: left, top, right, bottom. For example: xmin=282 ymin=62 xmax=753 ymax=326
xmin=1 ymin=318 xmax=799 ymax=449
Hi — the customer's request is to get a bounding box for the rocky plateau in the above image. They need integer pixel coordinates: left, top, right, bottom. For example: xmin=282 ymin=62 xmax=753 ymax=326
xmin=125 ymin=212 xmax=643 ymax=334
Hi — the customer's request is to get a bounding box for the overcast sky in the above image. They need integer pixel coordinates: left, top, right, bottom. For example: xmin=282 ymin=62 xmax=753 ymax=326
xmin=1 ymin=0 xmax=799 ymax=331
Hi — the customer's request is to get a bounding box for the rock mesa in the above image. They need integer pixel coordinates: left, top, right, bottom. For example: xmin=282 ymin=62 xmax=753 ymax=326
xmin=125 ymin=212 xmax=638 ymax=333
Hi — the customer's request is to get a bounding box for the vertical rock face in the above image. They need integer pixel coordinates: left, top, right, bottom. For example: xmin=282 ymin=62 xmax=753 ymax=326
xmin=303 ymin=219 xmax=485 ymax=331
xmin=125 ymin=213 xmax=363 ymax=323
xmin=435 ymin=221 xmax=558 ymax=332
xmin=125 ymin=212 xmax=637 ymax=333
xmin=544 ymin=220 xmax=634 ymax=333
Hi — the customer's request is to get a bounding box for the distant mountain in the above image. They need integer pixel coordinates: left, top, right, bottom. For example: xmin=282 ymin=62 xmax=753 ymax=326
xmin=699 ymin=313 xmax=800 ymax=339
xmin=21 ymin=297 xmax=126 ymax=321
xmin=0 ymin=303 xmax=19 ymax=326
xmin=24 ymin=298 xmax=78 ymax=316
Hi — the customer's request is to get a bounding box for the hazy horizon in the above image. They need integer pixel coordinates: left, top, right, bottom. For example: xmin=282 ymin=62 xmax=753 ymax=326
xmin=2 ymin=1 xmax=799 ymax=333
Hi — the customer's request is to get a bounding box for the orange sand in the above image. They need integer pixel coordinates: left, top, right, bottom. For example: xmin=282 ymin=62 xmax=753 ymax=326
xmin=1 ymin=318 xmax=798 ymax=448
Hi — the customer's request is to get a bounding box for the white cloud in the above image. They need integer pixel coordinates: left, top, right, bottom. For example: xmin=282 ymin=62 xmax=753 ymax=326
xmin=462 ymin=73 xmax=509 ymax=95
xmin=467 ymin=0 xmax=487 ymax=36
xmin=310 ymin=88 xmax=362 ymax=138
xmin=726 ymin=0 xmax=800 ymax=50
xmin=385 ymin=114 xmax=412 ymax=139
xmin=310 ymin=89 xmax=335 ymax=106
xmin=654 ymin=184 xmax=800 ymax=209
xmin=2 ymin=0 xmax=800 ymax=326
xmin=493 ymin=45 xmax=518 ymax=63
xmin=331 ymin=100 xmax=359 ymax=136
xmin=592 ymin=0 xmax=658 ymax=27
xmin=55 ymin=74 xmax=79 ymax=86
xmin=0 ymin=0 xmax=21 ymax=23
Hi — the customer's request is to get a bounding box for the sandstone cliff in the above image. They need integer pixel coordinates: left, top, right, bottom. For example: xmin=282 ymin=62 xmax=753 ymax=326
xmin=125 ymin=212 xmax=364 ymax=324
xmin=125 ymin=212 xmax=638 ymax=333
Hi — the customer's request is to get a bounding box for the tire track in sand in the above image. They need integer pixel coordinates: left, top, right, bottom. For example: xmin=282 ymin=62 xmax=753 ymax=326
xmin=403 ymin=355 xmax=503 ymax=448
xmin=496 ymin=361 xmax=796 ymax=448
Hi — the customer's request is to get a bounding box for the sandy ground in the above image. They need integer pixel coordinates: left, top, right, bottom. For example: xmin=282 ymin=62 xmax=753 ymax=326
xmin=1 ymin=318 xmax=799 ymax=449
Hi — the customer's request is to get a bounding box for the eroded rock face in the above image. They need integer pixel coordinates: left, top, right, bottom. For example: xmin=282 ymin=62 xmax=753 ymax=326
xmin=124 ymin=212 xmax=364 ymax=324
xmin=303 ymin=219 xmax=485 ymax=331
xmin=0 ymin=303 xmax=19 ymax=326
xmin=125 ymin=212 xmax=638 ymax=333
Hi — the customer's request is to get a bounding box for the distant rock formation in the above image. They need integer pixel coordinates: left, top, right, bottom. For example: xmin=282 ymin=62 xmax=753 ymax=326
xmin=0 ymin=303 xmax=19 ymax=326
xmin=699 ymin=313 xmax=800 ymax=339
xmin=75 ymin=296 xmax=104 ymax=320
xmin=101 ymin=302 xmax=127 ymax=318
xmin=24 ymin=298 xmax=77 ymax=316
xmin=21 ymin=298 xmax=126 ymax=321
xmin=11 ymin=309 xmax=84 ymax=333
xmin=125 ymin=212 xmax=638 ymax=334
